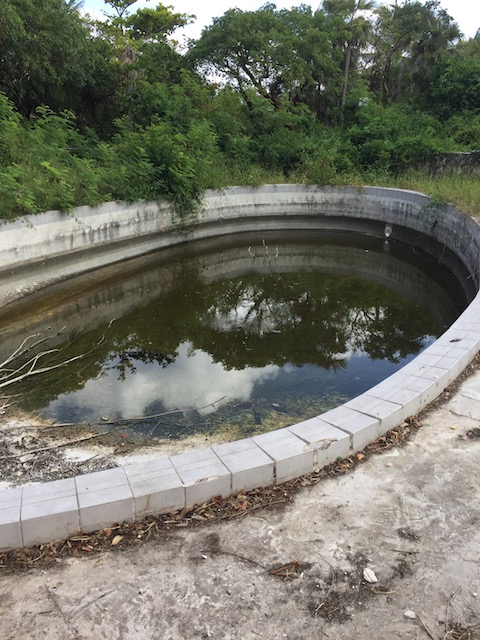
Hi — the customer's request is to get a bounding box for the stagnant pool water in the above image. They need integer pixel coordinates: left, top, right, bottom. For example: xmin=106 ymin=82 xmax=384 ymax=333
xmin=0 ymin=230 xmax=469 ymax=443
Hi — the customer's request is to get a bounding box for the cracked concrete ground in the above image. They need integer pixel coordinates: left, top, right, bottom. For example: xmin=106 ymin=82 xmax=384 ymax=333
xmin=0 ymin=373 xmax=479 ymax=640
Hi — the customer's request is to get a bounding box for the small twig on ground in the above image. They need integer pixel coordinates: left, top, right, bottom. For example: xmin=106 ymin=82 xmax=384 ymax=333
xmin=364 ymin=586 xmax=396 ymax=595
xmin=218 ymin=549 xmax=266 ymax=569
xmin=0 ymin=422 xmax=77 ymax=432
xmin=268 ymin=560 xmax=309 ymax=581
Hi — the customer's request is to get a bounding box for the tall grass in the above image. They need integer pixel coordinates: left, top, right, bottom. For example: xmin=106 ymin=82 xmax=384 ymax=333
xmin=380 ymin=172 xmax=480 ymax=219
xmin=210 ymin=163 xmax=480 ymax=221
xmin=206 ymin=160 xmax=288 ymax=190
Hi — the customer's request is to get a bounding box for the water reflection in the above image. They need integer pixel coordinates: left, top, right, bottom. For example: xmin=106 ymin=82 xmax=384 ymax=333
xmin=0 ymin=230 xmax=468 ymax=436
xmin=44 ymin=341 xmax=280 ymax=422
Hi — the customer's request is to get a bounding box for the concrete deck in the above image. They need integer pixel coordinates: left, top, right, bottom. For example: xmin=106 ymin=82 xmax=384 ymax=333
xmin=1 ymin=366 xmax=479 ymax=639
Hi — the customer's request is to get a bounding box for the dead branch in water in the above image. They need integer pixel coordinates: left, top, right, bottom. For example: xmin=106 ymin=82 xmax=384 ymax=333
xmin=0 ymin=327 xmax=109 ymax=391
xmin=98 ymin=395 xmax=227 ymax=425
xmin=0 ymin=349 xmax=87 ymax=389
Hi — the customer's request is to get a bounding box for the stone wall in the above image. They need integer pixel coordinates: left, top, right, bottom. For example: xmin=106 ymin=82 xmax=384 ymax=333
xmin=424 ymin=151 xmax=480 ymax=175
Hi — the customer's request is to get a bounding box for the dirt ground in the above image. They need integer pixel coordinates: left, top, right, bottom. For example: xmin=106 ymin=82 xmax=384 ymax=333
xmin=1 ymin=368 xmax=480 ymax=639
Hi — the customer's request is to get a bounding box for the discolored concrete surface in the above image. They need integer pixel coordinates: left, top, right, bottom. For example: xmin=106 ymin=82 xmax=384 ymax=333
xmin=1 ymin=372 xmax=479 ymax=639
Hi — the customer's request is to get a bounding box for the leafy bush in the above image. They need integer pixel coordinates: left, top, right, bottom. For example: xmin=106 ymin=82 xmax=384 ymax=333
xmin=346 ymin=102 xmax=444 ymax=174
xmin=0 ymin=96 xmax=106 ymax=217
xmin=444 ymin=113 xmax=480 ymax=149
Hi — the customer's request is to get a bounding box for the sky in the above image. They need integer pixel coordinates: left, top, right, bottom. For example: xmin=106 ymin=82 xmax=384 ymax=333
xmin=81 ymin=0 xmax=480 ymax=40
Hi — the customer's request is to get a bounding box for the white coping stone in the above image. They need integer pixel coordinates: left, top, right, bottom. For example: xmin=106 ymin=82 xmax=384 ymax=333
xmin=448 ymin=345 xmax=478 ymax=360
xmin=376 ymin=372 xmax=440 ymax=410
xmin=463 ymin=323 xmax=480 ymax=335
xmin=212 ymin=439 xmax=275 ymax=493
xmin=425 ymin=343 xmax=477 ymax=371
xmin=456 ymin=310 xmax=480 ymax=324
xmin=400 ymin=361 xmax=451 ymax=388
xmin=124 ymin=458 xmax=185 ymax=519
xmin=0 ymin=487 xmax=23 ymax=551
xmin=425 ymin=343 xmax=459 ymax=356
xmin=22 ymin=478 xmax=80 ymax=546
xmin=436 ymin=355 xmax=471 ymax=382
xmin=319 ymin=406 xmax=381 ymax=451
xmin=343 ymin=396 xmax=407 ymax=431
xmin=414 ymin=352 xmax=467 ymax=382
xmin=395 ymin=374 xmax=440 ymax=406
xmin=170 ymin=448 xmax=232 ymax=508
xmin=287 ymin=418 xmax=351 ymax=465
xmin=414 ymin=352 xmax=448 ymax=367
xmin=363 ymin=386 xmax=422 ymax=418
xmin=441 ymin=325 xmax=477 ymax=339
xmin=76 ymin=467 xmax=134 ymax=533
xmin=448 ymin=329 xmax=480 ymax=344
xmin=252 ymin=429 xmax=315 ymax=483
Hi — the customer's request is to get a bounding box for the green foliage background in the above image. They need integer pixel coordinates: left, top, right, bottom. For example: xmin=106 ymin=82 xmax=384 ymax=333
xmin=0 ymin=0 xmax=479 ymax=219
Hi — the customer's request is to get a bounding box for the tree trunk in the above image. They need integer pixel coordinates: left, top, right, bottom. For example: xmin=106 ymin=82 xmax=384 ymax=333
xmin=340 ymin=43 xmax=352 ymax=127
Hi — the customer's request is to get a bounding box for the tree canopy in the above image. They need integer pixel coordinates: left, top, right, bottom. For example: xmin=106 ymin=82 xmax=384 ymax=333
xmin=0 ymin=0 xmax=477 ymax=219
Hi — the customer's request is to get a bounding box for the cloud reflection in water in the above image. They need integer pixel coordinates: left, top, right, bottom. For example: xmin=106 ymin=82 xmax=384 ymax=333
xmin=44 ymin=341 xmax=280 ymax=422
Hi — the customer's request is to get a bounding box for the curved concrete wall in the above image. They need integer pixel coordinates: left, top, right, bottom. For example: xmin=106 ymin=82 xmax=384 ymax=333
xmin=1 ymin=185 xmax=479 ymax=550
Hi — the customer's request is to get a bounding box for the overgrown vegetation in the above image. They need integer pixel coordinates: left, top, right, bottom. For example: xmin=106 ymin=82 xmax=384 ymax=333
xmin=0 ymin=0 xmax=479 ymax=219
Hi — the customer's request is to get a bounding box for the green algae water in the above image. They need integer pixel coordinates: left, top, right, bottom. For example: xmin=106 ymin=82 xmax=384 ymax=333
xmin=0 ymin=230 xmax=469 ymax=443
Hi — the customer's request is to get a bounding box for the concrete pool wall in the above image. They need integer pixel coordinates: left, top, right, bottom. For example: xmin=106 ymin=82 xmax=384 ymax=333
xmin=1 ymin=185 xmax=480 ymax=550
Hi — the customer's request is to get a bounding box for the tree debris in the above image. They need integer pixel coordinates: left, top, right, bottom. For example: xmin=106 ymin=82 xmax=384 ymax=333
xmin=0 ymin=415 xmax=427 ymax=574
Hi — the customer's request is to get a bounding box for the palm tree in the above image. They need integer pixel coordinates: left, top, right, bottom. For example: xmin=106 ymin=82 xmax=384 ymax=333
xmin=323 ymin=0 xmax=376 ymax=125
xmin=368 ymin=1 xmax=460 ymax=103
xmin=408 ymin=4 xmax=461 ymax=96
xmin=64 ymin=0 xmax=85 ymax=13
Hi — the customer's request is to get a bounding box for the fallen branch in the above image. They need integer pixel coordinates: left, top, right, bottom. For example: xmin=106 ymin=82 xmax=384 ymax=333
xmin=0 ymin=327 xmax=108 ymax=391
xmin=0 ymin=428 xmax=124 ymax=461
xmin=218 ymin=549 xmax=266 ymax=569
xmin=0 ymin=422 xmax=77 ymax=432
xmin=0 ymin=332 xmax=54 ymax=371
xmin=0 ymin=351 xmax=87 ymax=389
xmin=98 ymin=396 xmax=227 ymax=424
